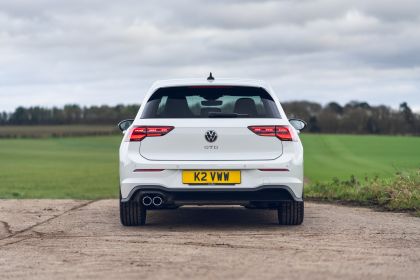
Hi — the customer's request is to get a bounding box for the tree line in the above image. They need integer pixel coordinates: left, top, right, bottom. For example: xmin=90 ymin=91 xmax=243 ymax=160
xmin=0 ymin=104 xmax=140 ymax=125
xmin=0 ymin=101 xmax=419 ymax=135
xmin=282 ymin=101 xmax=419 ymax=135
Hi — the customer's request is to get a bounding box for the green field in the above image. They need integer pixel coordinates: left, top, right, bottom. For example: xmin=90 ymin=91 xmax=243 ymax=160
xmin=302 ymin=134 xmax=420 ymax=182
xmin=0 ymin=125 xmax=118 ymax=138
xmin=0 ymin=136 xmax=120 ymax=199
xmin=0 ymin=134 xmax=419 ymax=199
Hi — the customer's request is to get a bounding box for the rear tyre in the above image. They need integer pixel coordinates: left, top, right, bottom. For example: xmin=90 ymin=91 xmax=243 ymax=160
xmin=120 ymin=196 xmax=147 ymax=226
xmin=277 ymin=201 xmax=304 ymax=225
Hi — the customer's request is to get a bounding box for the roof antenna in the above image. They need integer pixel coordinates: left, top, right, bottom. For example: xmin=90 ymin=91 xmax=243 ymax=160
xmin=207 ymin=72 xmax=215 ymax=81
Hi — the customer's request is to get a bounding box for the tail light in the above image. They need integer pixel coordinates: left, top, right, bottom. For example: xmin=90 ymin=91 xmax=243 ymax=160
xmin=248 ymin=126 xmax=294 ymax=141
xmin=129 ymin=126 xmax=174 ymax=142
xmin=275 ymin=126 xmax=293 ymax=141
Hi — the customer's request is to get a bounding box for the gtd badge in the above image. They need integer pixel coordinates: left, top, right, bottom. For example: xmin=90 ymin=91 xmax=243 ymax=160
xmin=205 ymin=130 xmax=218 ymax=143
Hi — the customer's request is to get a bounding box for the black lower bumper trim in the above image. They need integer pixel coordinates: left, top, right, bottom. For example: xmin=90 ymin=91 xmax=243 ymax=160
xmin=122 ymin=185 xmax=301 ymax=204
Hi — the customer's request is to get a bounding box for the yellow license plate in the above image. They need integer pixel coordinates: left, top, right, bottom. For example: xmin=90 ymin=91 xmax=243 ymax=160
xmin=182 ymin=170 xmax=241 ymax=184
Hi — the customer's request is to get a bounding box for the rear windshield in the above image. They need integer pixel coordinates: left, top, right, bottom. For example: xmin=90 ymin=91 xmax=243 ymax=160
xmin=141 ymin=86 xmax=281 ymax=118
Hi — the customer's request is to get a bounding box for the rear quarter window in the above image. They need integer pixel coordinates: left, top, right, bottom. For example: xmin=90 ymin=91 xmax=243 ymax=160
xmin=141 ymin=86 xmax=281 ymax=118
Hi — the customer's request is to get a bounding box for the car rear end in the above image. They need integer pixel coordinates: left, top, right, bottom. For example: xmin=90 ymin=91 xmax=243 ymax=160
xmin=119 ymin=79 xmax=304 ymax=226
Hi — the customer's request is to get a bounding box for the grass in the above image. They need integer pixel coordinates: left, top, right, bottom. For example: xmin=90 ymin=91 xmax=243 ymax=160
xmin=301 ymin=134 xmax=420 ymax=182
xmin=0 ymin=136 xmax=121 ymax=199
xmin=0 ymin=134 xmax=419 ymax=215
xmin=301 ymin=134 xmax=420 ymax=215
xmin=306 ymin=172 xmax=420 ymax=216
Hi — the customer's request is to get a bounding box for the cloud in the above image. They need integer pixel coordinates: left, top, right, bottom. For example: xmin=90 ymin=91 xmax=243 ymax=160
xmin=0 ymin=0 xmax=419 ymax=111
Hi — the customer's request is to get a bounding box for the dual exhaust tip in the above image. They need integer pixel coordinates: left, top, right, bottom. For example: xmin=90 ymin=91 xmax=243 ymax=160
xmin=142 ymin=195 xmax=164 ymax=207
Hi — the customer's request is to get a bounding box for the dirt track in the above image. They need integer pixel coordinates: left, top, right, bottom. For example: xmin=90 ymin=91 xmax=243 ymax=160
xmin=0 ymin=200 xmax=419 ymax=280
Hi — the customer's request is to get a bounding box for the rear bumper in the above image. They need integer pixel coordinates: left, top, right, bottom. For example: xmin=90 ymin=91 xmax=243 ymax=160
xmin=121 ymin=185 xmax=302 ymax=204
xmin=120 ymin=139 xmax=304 ymax=198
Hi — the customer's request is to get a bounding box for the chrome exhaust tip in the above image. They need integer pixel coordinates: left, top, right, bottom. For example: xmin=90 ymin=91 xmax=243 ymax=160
xmin=142 ymin=196 xmax=153 ymax=206
xmin=152 ymin=196 xmax=163 ymax=207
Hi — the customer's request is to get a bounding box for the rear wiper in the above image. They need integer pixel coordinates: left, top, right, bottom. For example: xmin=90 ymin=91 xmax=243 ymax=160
xmin=208 ymin=112 xmax=249 ymax=118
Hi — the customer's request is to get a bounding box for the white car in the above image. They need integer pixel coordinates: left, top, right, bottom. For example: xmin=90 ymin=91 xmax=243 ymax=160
xmin=118 ymin=74 xmax=306 ymax=226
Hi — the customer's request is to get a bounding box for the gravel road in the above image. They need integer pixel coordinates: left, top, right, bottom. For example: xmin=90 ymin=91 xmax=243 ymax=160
xmin=0 ymin=200 xmax=419 ymax=280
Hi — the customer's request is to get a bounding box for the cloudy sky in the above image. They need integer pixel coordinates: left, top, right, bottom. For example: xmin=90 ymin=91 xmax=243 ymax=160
xmin=1 ymin=0 xmax=420 ymax=111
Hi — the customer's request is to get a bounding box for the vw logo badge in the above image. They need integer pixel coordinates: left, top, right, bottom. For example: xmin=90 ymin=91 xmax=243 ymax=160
xmin=205 ymin=130 xmax=218 ymax=143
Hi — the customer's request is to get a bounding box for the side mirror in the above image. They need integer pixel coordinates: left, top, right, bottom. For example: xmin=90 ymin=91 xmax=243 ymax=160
xmin=289 ymin=118 xmax=307 ymax=131
xmin=117 ymin=119 xmax=134 ymax=132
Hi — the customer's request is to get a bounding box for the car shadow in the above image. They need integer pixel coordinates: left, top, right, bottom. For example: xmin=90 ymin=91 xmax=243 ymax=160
xmin=143 ymin=206 xmax=282 ymax=230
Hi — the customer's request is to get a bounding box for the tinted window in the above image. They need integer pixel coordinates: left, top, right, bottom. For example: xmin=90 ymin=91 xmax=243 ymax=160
xmin=141 ymin=86 xmax=281 ymax=118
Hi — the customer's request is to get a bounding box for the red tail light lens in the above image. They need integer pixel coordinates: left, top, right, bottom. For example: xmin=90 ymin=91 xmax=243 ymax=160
xmin=145 ymin=126 xmax=174 ymax=137
xmin=248 ymin=125 xmax=294 ymax=141
xmin=130 ymin=127 xmax=147 ymax=141
xmin=129 ymin=126 xmax=174 ymax=142
xmin=248 ymin=126 xmax=276 ymax=136
xmin=275 ymin=126 xmax=293 ymax=141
